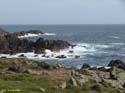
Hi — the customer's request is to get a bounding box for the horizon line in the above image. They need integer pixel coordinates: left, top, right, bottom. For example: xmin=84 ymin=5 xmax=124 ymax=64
xmin=0 ymin=23 xmax=125 ymax=25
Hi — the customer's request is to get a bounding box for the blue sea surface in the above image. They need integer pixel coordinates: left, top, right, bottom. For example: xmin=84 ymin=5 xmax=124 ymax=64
xmin=0 ymin=24 xmax=125 ymax=67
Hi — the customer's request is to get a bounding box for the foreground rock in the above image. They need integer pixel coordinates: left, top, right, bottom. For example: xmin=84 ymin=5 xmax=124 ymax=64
xmin=0 ymin=58 xmax=65 ymax=75
xmin=79 ymin=59 xmax=125 ymax=91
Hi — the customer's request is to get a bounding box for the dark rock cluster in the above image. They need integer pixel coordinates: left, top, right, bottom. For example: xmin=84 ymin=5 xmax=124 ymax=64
xmin=0 ymin=28 xmax=72 ymax=54
xmin=108 ymin=59 xmax=125 ymax=70
xmin=12 ymin=30 xmax=44 ymax=37
xmin=0 ymin=34 xmax=34 ymax=54
xmin=34 ymin=38 xmax=71 ymax=53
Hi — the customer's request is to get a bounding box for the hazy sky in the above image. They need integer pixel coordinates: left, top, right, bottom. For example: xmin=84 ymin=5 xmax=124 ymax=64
xmin=0 ymin=0 xmax=125 ymax=24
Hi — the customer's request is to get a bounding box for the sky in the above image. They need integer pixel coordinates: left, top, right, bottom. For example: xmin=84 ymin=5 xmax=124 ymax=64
xmin=0 ymin=0 xmax=125 ymax=24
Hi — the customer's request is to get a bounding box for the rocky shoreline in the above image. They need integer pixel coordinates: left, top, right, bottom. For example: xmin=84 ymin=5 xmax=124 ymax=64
xmin=0 ymin=58 xmax=125 ymax=93
xmin=0 ymin=28 xmax=125 ymax=93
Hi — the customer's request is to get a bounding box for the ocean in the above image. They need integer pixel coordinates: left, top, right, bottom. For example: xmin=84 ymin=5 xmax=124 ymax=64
xmin=0 ymin=24 xmax=125 ymax=68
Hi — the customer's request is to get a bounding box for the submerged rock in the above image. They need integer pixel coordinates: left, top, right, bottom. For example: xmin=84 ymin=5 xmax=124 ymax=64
xmin=18 ymin=54 xmax=26 ymax=58
xmin=75 ymin=55 xmax=80 ymax=59
xmin=56 ymin=55 xmax=67 ymax=59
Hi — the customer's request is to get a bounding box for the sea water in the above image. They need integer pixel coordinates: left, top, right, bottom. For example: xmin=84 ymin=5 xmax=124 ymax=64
xmin=1 ymin=24 xmax=125 ymax=68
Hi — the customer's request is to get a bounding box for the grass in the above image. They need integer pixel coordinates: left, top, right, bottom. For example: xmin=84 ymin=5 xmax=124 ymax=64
xmin=0 ymin=73 xmax=121 ymax=93
xmin=0 ymin=58 xmax=123 ymax=93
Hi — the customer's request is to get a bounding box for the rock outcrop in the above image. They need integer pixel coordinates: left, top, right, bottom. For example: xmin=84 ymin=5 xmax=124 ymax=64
xmin=0 ymin=28 xmax=10 ymax=36
xmin=13 ymin=30 xmax=44 ymax=37
xmin=108 ymin=59 xmax=125 ymax=70
xmin=0 ymin=58 xmax=64 ymax=73
xmin=0 ymin=29 xmax=72 ymax=54
xmin=0 ymin=57 xmax=125 ymax=92
xmin=78 ymin=60 xmax=125 ymax=91
xmin=0 ymin=34 xmax=34 ymax=54
xmin=34 ymin=38 xmax=72 ymax=53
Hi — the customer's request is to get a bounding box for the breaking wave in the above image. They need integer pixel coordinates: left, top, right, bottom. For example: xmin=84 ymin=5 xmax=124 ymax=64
xmin=18 ymin=33 xmax=56 ymax=38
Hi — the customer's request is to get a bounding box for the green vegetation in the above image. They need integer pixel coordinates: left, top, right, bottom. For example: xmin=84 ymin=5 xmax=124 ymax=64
xmin=0 ymin=74 xmax=122 ymax=93
xmin=0 ymin=58 xmax=124 ymax=93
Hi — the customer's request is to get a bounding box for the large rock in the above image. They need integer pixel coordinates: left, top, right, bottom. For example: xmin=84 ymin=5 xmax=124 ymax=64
xmin=108 ymin=60 xmax=125 ymax=70
xmin=34 ymin=38 xmax=72 ymax=53
xmin=38 ymin=61 xmax=61 ymax=70
xmin=0 ymin=34 xmax=34 ymax=54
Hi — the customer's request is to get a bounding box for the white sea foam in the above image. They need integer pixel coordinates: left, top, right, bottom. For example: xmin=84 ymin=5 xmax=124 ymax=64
xmin=0 ymin=43 xmax=93 ymax=59
xmin=76 ymin=43 xmax=112 ymax=51
xmin=104 ymin=66 xmax=111 ymax=70
xmin=43 ymin=33 xmax=56 ymax=36
xmin=18 ymin=33 xmax=56 ymax=38
xmin=95 ymin=45 xmax=110 ymax=48
xmin=110 ymin=43 xmax=125 ymax=46
xmin=91 ymin=66 xmax=111 ymax=70
xmin=18 ymin=33 xmax=42 ymax=38
xmin=109 ymin=36 xmax=120 ymax=39
xmin=0 ymin=43 xmax=118 ymax=62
